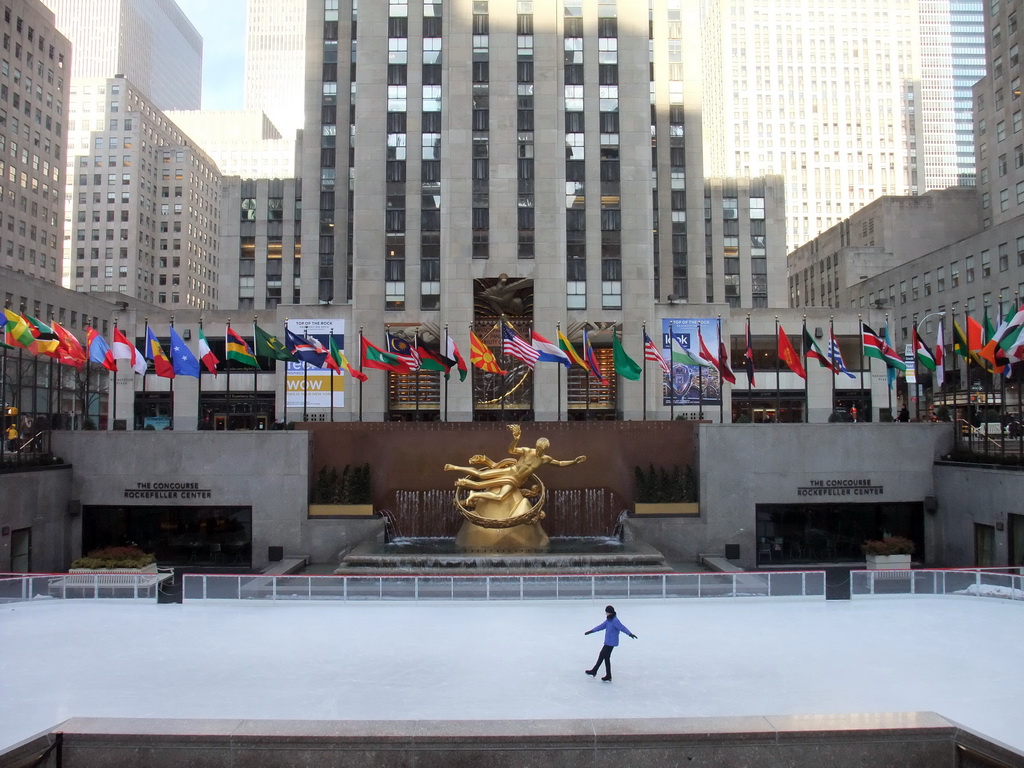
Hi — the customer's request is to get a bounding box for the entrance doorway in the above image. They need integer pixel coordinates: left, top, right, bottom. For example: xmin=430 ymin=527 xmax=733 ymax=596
xmin=10 ymin=528 xmax=30 ymax=572
xmin=974 ymin=523 xmax=996 ymax=567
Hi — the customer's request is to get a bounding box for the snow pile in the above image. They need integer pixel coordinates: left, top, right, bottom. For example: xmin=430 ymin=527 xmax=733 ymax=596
xmin=954 ymin=583 xmax=1024 ymax=600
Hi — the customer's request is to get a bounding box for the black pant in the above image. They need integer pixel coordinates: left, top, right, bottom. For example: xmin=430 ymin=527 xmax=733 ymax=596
xmin=590 ymin=644 xmax=614 ymax=677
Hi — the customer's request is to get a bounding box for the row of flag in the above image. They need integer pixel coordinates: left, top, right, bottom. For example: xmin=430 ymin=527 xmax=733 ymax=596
xmin=6 ymin=307 xmax=1023 ymax=388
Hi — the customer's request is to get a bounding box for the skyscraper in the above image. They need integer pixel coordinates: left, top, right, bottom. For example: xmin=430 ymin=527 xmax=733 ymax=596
xmin=0 ymin=0 xmax=70 ymax=284
xmin=244 ymin=0 xmax=305 ymax=138
xmin=43 ymin=0 xmax=202 ymax=110
xmin=702 ymin=0 xmax=983 ymax=250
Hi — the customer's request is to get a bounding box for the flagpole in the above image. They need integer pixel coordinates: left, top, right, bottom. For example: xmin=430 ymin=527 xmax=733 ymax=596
xmin=641 ymin=322 xmax=648 ymax=421
xmin=802 ymin=316 xmax=809 ymax=423
xmin=774 ymin=317 xmax=780 ymax=422
xmin=330 ymin=329 xmax=335 ymax=424
xmin=303 ymin=321 xmax=309 ymax=422
xmin=912 ymin=319 xmax=921 ymax=423
xmin=358 ymin=326 xmax=364 ymax=423
xmin=829 ymin=317 xmax=836 ymax=417
xmin=745 ymin=314 xmax=751 ymax=422
xmin=253 ymin=316 xmax=260 ymax=424
xmin=670 ymin=320 xmax=676 ymax=423
xmin=169 ymin=316 xmax=176 ymax=430
xmin=443 ymin=324 xmax=450 ymax=423
xmin=111 ymin=318 xmax=118 ymax=431
xmin=885 ymin=314 xmax=894 ymax=417
xmin=999 ymin=295 xmax=1006 ymax=459
xmin=499 ymin=319 xmax=507 ymax=421
xmin=198 ymin=317 xmax=204 ymax=430
xmin=858 ymin=314 xmax=865 ymax=421
xmin=717 ymin=316 xmax=724 ymax=424
xmin=225 ymin=319 xmax=231 ymax=429
xmin=556 ymin=322 xmax=563 ymax=423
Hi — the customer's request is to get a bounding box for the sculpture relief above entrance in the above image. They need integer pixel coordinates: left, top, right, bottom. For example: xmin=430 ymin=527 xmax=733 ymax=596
xmin=473 ymin=276 xmax=535 ymax=421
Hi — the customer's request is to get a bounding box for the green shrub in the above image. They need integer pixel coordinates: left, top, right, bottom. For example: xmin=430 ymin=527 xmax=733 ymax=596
xmin=71 ymin=546 xmax=156 ymax=569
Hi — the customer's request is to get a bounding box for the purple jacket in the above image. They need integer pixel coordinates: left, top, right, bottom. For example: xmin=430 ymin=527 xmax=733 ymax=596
xmin=589 ymin=615 xmax=632 ymax=646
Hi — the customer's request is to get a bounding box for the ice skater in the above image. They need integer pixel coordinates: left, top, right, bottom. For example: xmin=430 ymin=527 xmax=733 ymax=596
xmin=584 ymin=605 xmax=637 ymax=682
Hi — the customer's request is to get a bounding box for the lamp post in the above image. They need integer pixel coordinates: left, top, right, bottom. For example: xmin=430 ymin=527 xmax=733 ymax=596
xmin=914 ymin=311 xmax=946 ymax=421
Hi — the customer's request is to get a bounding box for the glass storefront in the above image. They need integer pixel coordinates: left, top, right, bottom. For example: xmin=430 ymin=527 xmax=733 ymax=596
xmin=82 ymin=505 xmax=252 ymax=567
xmin=755 ymin=501 xmax=924 ymax=565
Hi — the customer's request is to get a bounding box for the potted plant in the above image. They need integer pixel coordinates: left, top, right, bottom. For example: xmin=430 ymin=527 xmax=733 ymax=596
xmin=70 ymin=545 xmax=158 ymax=573
xmin=861 ymin=536 xmax=915 ymax=570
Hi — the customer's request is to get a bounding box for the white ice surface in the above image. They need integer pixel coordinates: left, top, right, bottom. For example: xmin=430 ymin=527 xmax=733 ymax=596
xmin=2 ymin=595 xmax=1023 ymax=752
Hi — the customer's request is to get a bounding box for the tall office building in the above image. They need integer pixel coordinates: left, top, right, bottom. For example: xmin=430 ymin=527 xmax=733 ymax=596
xmin=945 ymin=0 xmax=985 ymax=187
xmin=42 ymin=0 xmax=201 ymax=110
xmin=64 ymin=76 xmax=221 ymax=308
xmin=702 ymin=0 xmax=983 ymax=251
xmin=164 ymin=109 xmax=296 ymax=178
xmin=293 ymin=0 xmax=786 ymax=421
xmin=244 ymin=0 xmax=305 ymax=138
xmin=0 ymin=0 xmax=70 ymax=284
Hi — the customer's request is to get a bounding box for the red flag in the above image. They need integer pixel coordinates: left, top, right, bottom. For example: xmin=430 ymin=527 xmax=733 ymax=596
xmin=778 ymin=324 xmax=806 ymax=379
xmin=52 ymin=321 xmax=87 ymax=368
xmin=361 ymin=336 xmax=412 ymax=373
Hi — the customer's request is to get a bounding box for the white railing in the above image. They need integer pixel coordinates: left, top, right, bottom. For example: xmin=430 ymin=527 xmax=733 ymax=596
xmin=181 ymin=570 xmax=827 ymax=602
xmin=851 ymin=568 xmax=1024 ymax=601
xmin=0 ymin=572 xmax=171 ymax=602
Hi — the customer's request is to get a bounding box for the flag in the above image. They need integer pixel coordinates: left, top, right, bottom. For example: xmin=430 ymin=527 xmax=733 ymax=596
xmin=583 ymin=328 xmax=609 ymax=384
xmin=557 ymin=329 xmax=589 ymax=369
xmin=113 ymin=327 xmax=147 ymax=374
xmin=311 ymin=334 xmax=341 ymax=373
xmin=3 ymin=309 xmax=35 ymax=350
xmin=145 ymin=326 xmax=175 ymax=378
xmin=255 ymin=324 xmax=297 ymax=362
xmin=445 ymin=334 xmax=468 ymax=381
xmin=361 ymin=336 xmax=411 ymax=373
xmin=387 ymin=332 xmax=420 ymax=371
xmin=827 ymin=331 xmax=855 ymax=378
xmin=913 ymin=326 xmax=936 ymax=371
xmin=197 ymin=327 xmax=219 ymax=374
xmin=502 ymin=323 xmax=540 ymax=369
xmin=980 ymin=303 xmax=1023 ymax=364
xmin=51 ymin=321 xmax=87 ymax=368
xmin=952 ymin=320 xmax=970 ymax=360
xmin=935 ymin=320 xmax=945 ymax=389
xmin=168 ymin=326 xmax=200 ymax=378
xmin=717 ymin=329 xmax=737 ymax=385
xmin=671 ymin=333 xmax=703 ymax=366
xmin=982 ymin=307 xmax=1006 ymax=374
xmin=469 ymin=330 xmax=507 ymax=374
xmin=330 ymin=335 xmax=368 ymax=382
xmin=23 ymin=314 xmax=61 ymax=357
xmin=643 ymin=331 xmax=670 ymax=374
xmin=862 ymin=323 xmax=887 ymax=362
xmin=884 ymin=321 xmax=899 ymax=388
xmin=532 ymin=330 xmax=571 ymax=367
xmin=698 ymin=326 xmax=735 ymax=383
xmin=86 ymin=326 xmax=117 ymax=372
xmin=286 ymin=327 xmax=328 ymax=368
xmin=416 ymin=334 xmax=454 ymax=374
xmin=802 ymin=327 xmax=836 ymax=372
xmin=611 ymin=331 xmax=641 ymax=381
xmin=225 ymin=326 xmax=259 ymax=368
xmin=778 ymin=324 xmax=806 ymax=379
xmin=743 ymin=319 xmax=755 ymax=386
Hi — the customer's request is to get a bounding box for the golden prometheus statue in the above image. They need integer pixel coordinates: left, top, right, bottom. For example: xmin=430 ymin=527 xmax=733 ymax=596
xmin=444 ymin=424 xmax=586 ymax=550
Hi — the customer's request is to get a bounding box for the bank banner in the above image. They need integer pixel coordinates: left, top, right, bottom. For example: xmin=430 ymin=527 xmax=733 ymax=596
xmin=285 ymin=319 xmax=349 ymax=409
xmin=661 ymin=318 xmax=723 ymax=406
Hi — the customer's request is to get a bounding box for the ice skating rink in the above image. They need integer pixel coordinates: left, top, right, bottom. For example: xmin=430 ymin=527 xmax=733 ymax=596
xmin=2 ymin=595 xmax=1022 ymax=753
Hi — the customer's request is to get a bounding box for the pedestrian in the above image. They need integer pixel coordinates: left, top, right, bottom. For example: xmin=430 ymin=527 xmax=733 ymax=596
xmin=5 ymin=423 xmax=19 ymax=451
xmin=897 ymin=406 xmax=910 ymax=423
xmin=584 ymin=605 xmax=637 ymax=682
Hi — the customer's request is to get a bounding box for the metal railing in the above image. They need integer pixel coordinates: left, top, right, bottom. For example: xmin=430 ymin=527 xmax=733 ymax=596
xmin=0 ymin=572 xmax=171 ymax=602
xmin=852 ymin=568 xmax=1024 ymax=600
xmin=181 ymin=570 xmax=827 ymax=602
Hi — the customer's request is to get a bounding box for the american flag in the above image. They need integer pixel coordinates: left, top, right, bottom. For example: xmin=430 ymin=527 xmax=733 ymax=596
xmin=643 ymin=331 xmax=670 ymax=374
xmin=502 ymin=324 xmax=540 ymax=368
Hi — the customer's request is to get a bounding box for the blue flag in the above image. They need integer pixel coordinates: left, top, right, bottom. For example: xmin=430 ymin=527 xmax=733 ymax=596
xmin=285 ymin=327 xmax=328 ymax=368
xmin=168 ymin=326 xmax=200 ymax=377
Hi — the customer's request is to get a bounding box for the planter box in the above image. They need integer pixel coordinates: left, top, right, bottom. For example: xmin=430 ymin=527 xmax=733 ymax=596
xmin=69 ymin=563 xmax=159 ymax=573
xmin=633 ymin=502 xmax=700 ymax=517
xmin=865 ymin=554 xmax=912 ymax=570
xmin=309 ymin=503 xmax=375 ymax=518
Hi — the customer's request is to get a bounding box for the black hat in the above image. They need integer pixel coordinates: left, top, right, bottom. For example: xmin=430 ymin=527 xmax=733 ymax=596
xmin=605 ymin=605 xmax=615 ymax=614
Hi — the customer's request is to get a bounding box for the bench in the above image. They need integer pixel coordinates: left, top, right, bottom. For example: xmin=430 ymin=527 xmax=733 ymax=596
xmin=48 ymin=571 xmax=173 ymax=599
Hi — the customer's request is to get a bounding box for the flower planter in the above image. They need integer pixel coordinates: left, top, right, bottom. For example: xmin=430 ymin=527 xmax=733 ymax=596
xmin=69 ymin=563 xmax=159 ymax=573
xmin=633 ymin=502 xmax=700 ymax=516
xmin=865 ymin=554 xmax=912 ymax=570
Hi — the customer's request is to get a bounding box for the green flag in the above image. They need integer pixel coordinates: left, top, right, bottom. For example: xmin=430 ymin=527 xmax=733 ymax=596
xmin=254 ymin=324 xmax=296 ymax=362
xmin=612 ymin=332 xmax=641 ymax=381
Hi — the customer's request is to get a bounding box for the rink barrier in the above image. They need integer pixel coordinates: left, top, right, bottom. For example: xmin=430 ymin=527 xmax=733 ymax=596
xmin=0 ymin=572 xmax=171 ymax=602
xmin=852 ymin=567 xmax=1024 ymax=600
xmin=179 ymin=570 xmax=827 ymax=602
